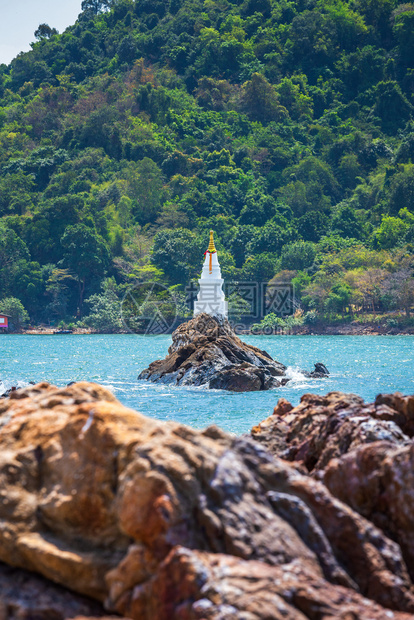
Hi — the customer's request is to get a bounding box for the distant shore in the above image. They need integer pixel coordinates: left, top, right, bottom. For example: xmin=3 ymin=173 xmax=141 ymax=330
xmin=290 ymin=322 xmax=414 ymax=336
xmin=3 ymin=322 xmax=413 ymax=336
xmin=11 ymin=328 xmax=93 ymax=335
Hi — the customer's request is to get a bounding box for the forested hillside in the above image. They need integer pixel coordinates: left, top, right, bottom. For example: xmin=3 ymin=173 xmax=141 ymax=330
xmin=0 ymin=0 xmax=413 ymax=330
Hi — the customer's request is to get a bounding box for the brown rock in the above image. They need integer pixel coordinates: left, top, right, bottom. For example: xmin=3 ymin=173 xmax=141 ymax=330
xmin=138 ymin=313 xmax=286 ymax=391
xmin=122 ymin=546 xmax=414 ymax=620
xmin=252 ymin=391 xmax=410 ymax=472
xmin=209 ymin=362 xmax=281 ymax=391
xmin=0 ymin=562 xmax=112 ymax=619
xmin=273 ymin=397 xmax=293 ymax=416
xmin=375 ymin=392 xmax=414 ymax=436
xmin=0 ymin=382 xmax=414 ymax=617
xmin=324 ymin=440 xmax=414 ymax=582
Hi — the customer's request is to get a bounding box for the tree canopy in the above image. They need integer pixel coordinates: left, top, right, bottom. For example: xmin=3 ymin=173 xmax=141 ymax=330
xmin=0 ymin=0 xmax=413 ymax=327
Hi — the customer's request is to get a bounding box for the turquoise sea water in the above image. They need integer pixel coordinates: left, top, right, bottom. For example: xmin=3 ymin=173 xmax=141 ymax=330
xmin=0 ymin=334 xmax=413 ymax=434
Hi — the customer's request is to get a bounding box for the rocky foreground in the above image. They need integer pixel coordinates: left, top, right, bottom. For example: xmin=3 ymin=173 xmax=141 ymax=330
xmin=0 ymin=382 xmax=414 ymax=618
xmin=138 ymin=313 xmax=326 ymax=391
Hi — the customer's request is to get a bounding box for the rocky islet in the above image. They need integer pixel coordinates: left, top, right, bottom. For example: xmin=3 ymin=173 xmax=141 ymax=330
xmin=138 ymin=313 xmax=328 ymax=391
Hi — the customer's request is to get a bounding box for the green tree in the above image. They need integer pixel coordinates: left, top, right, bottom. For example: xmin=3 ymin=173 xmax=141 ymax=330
xmin=81 ymin=0 xmax=112 ymax=15
xmin=356 ymin=268 xmax=388 ymax=312
xmin=276 ymin=77 xmax=313 ymax=120
xmin=338 ymin=154 xmax=361 ymax=189
xmin=151 ymin=228 xmax=204 ymax=285
xmin=324 ymin=283 xmax=352 ymax=315
xmin=240 ymin=252 xmax=277 ymax=282
xmin=297 ymin=211 xmax=330 ymax=242
xmin=44 ymin=268 xmax=76 ymax=322
xmin=331 ymin=205 xmax=364 ymax=240
xmin=11 ymin=260 xmax=44 ymax=319
xmin=354 ymin=0 xmax=395 ymax=40
xmin=227 ymin=292 xmax=252 ymax=321
xmin=84 ymin=282 xmax=122 ymax=333
xmin=60 ymin=224 xmax=110 ymax=313
xmin=388 ymin=269 xmax=414 ymax=317
xmin=393 ymin=9 xmax=414 ymax=67
xmin=239 ymin=191 xmax=278 ymax=226
xmin=118 ymin=196 xmax=133 ymax=228
xmin=156 ymin=202 xmax=190 ymax=229
xmin=280 ymin=241 xmax=316 ymax=271
xmin=292 ymin=271 xmax=312 ymax=299
xmin=280 ymin=157 xmax=339 ymax=216
xmin=336 ymin=46 xmax=385 ymax=99
xmin=374 ymin=216 xmax=409 ymax=249
xmin=247 ymin=219 xmax=297 ymax=254
xmin=34 ymin=24 xmax=59 ymax=40
xmin=0 ymin=224 xmax=31 ymax=297
xmin=240 ymin=74 xmax=288 ymax=123
xmin=286 ymin=10 xmax=336 ymax=71
xmin=24 ymin=196 xmax=81 ymax=264
xmin=127 ymin=158 xmax=165 ymax=225
xmin=228 ymin=225 xmax=256 ymax=268
xmin=0 ymin=298 xmax=30 ymax=330
xmin=0 ymin=172 xmax=35 ymax=217
xmin=324 ymin=1 xmax=368 ymax=51
xmin=388 ymin=167 xmax=414 ymax=215
xmin=373 ymin=81 xmax=412 ymax=133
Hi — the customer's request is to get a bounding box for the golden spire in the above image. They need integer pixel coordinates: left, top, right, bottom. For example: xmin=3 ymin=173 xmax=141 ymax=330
xmin=208 ymin=230 xmax=216 ymax=253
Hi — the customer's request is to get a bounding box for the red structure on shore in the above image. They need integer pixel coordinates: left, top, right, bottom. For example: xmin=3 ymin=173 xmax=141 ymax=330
xmin=0 ymin=314 xmax=10 ymax=330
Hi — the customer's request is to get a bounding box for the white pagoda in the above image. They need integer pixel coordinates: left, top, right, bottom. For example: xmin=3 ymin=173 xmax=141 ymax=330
xmin=193 ymin=230 xmax=228 ymax=318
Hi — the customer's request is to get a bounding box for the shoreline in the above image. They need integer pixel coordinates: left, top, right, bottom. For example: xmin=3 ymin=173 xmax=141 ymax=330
xmin=14 ymin=326 xmax=414 ymax=337
xmin=2 ymin=330 xmax=414 ymax=336
xmin=1 ymin=320 xmax=414 ymax=337
xmin=11 ymin=328 xmax=93 ymax=335
xmin=289 ymin=323 xmax=414 ymax=336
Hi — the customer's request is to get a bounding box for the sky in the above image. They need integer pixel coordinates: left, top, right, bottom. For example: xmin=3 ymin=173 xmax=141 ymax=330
xmin=0 ymin=0 xmax=82 ymax=65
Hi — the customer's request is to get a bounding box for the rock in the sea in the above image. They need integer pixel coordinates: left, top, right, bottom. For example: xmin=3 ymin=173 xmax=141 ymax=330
xmin=251 ymin=391 xmax=411 ymax=472
xmin=0 ymin=382 xmax=414 ymax=618
xmin=305 ymin=362 xmax=330 ymax=378
xmin=138 ymin=313 xmax=287 ymax=391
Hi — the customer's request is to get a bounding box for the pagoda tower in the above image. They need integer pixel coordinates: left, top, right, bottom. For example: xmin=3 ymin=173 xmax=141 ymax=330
xmin=193 ymin=230 xmax=228 ymax=318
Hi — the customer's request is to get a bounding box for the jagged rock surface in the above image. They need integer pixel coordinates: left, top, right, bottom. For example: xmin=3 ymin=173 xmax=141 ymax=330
xmin=0 ymin=387 xmax=20 ymax=399
xmin=304 ymin=362 xmax=330 ymax=378
xmin=129 ymin=547 xmax=414 ymax=620
xmin=251 ymin=391 xmax=412 ymax=472
xmin=0 ymin=382 xmax=414 ymax=618
xmin=324 ymin=440 xmax=414 ymax=583
xmin=138 ymin=313 xmax=287 ymax=391
xmin=251 ymin=389 xmax=414 ymax=591
xmin=0 ymin=562 xmax=113 ymax=620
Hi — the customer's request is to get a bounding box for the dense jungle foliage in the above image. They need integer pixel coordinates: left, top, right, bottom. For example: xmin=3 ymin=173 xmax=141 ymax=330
xmin=0 ymin=0 xmax=414 ymax=330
